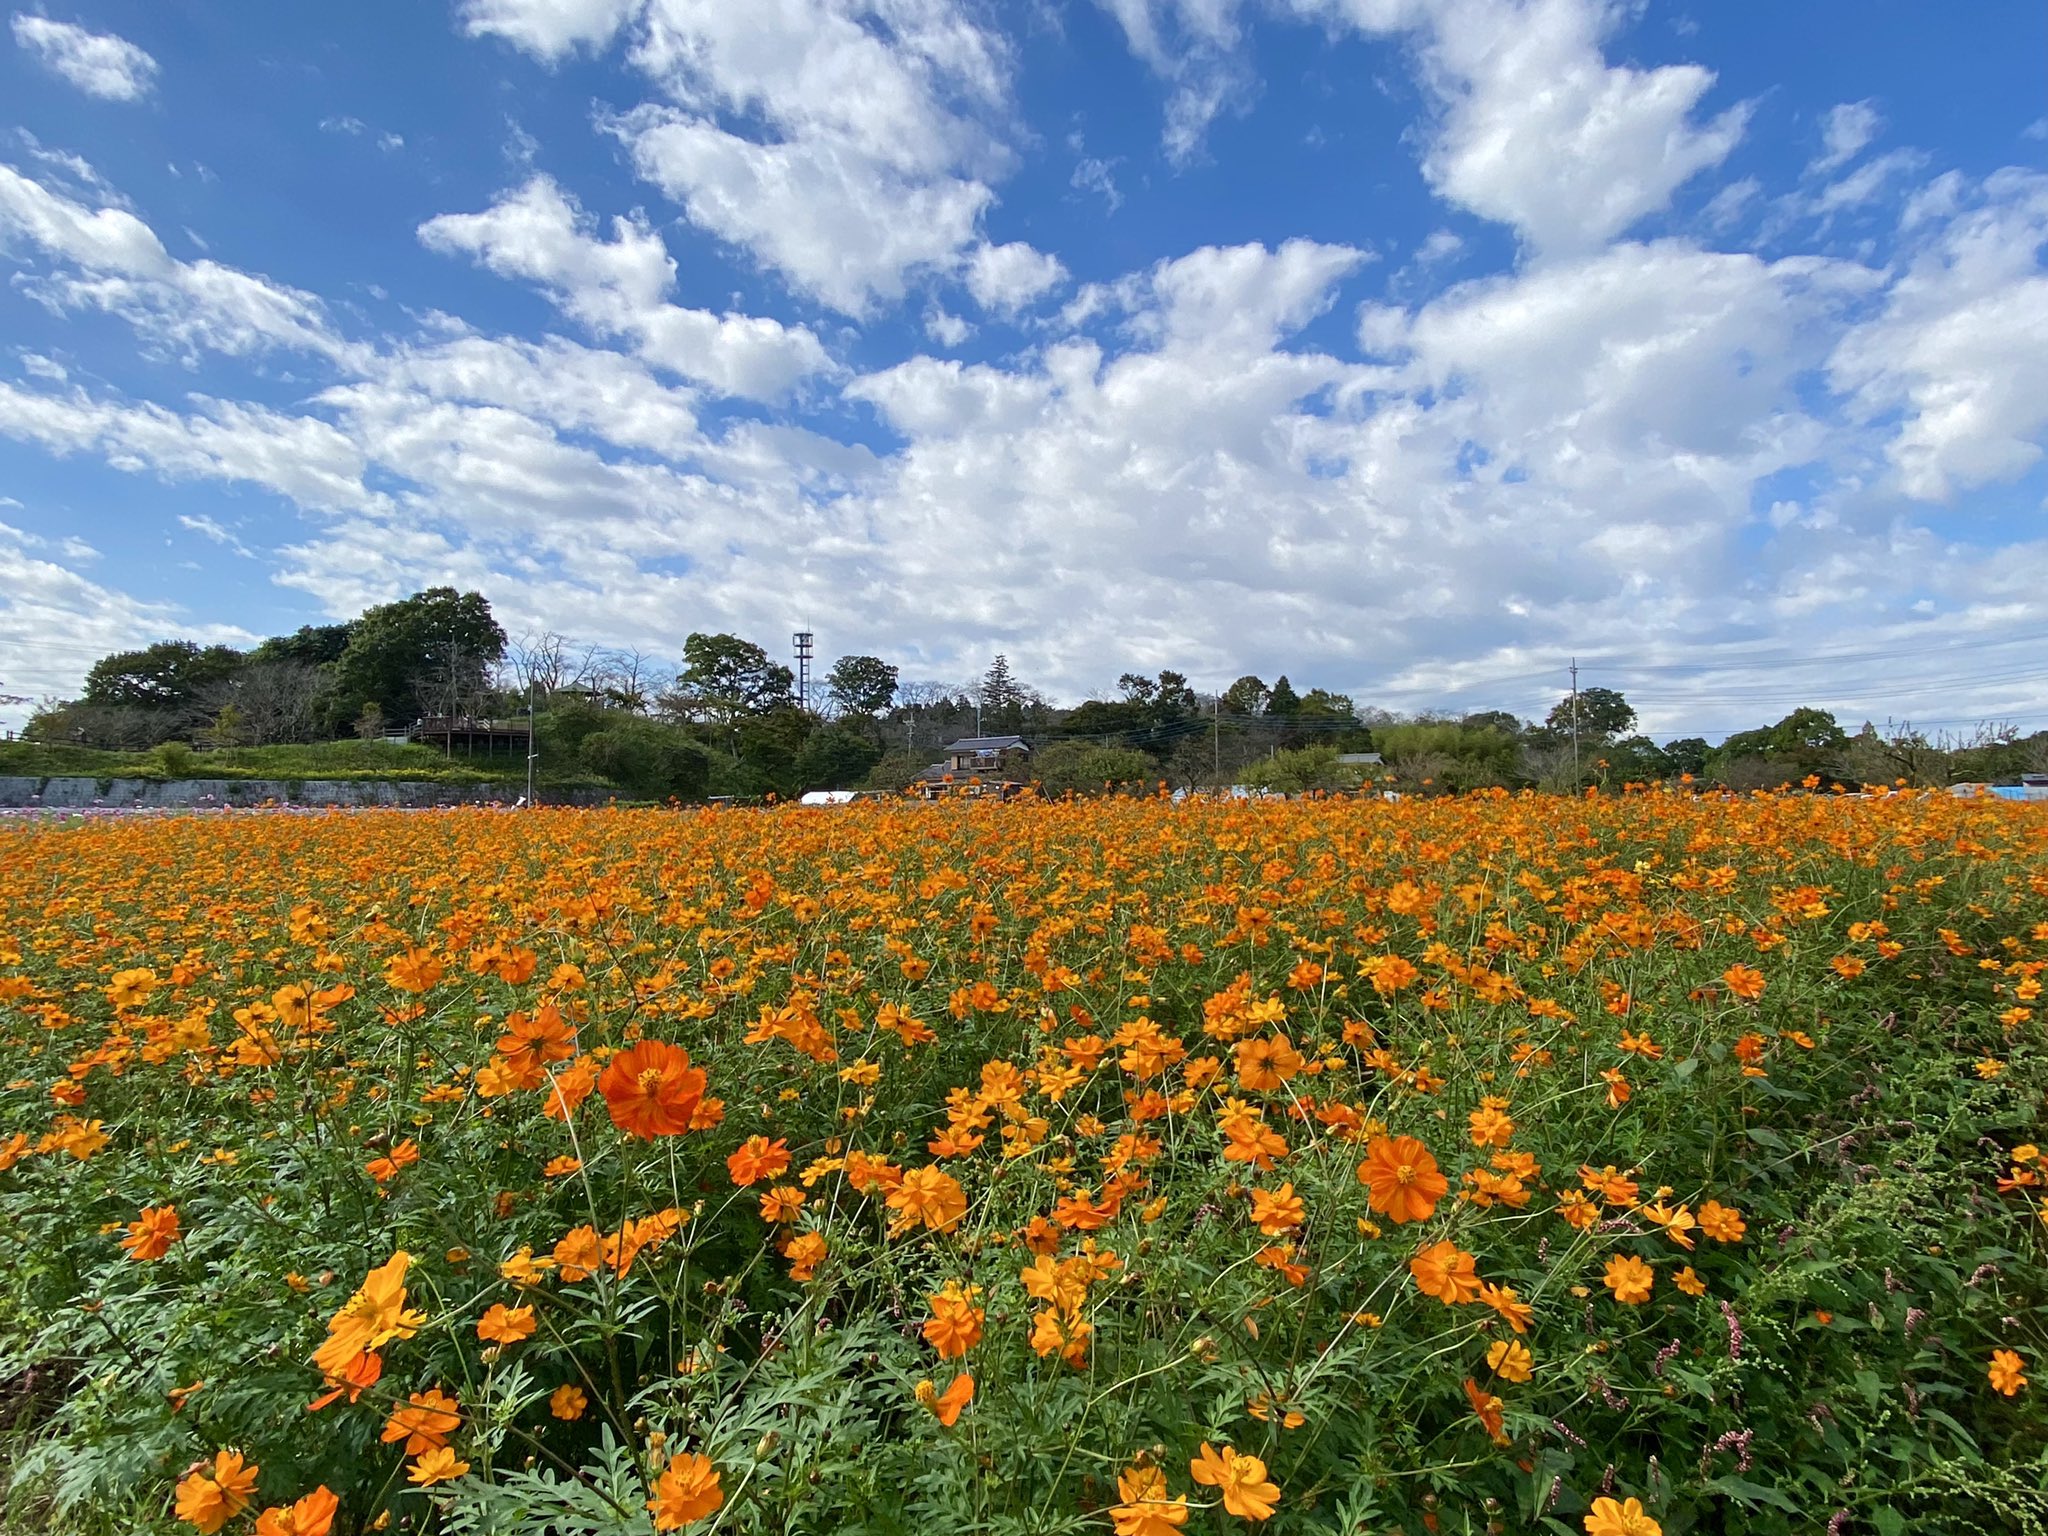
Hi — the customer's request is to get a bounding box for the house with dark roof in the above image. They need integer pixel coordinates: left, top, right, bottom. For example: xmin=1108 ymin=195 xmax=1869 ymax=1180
xmin=911 ymin=735 xmax=1033 ymax=800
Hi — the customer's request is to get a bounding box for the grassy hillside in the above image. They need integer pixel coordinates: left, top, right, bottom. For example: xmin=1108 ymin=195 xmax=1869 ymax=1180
xmin=0 ymin=739 xmax=608 ymax=789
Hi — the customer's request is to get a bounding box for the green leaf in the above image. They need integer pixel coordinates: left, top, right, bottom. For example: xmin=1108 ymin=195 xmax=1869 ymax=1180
xmin=1703 ymin=1475 xmax=1801 ymax=1512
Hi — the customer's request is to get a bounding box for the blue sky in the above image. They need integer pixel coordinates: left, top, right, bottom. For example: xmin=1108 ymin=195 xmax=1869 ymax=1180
xmin=1 ymin=0 xmax=2045 ymax=741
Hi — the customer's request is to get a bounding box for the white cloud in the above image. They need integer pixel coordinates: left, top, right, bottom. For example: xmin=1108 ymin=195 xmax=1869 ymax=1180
xmin=1118 ymin=0 xmax=1748 ymax=256
xmin=1830 ymin=169 xmax=2048 ymax=501
xmin=459 ymin=0 xmax=645 ymax=58
xmin=1812 ymin=100 xmax=1882 ymax=174
xmin=1094 ymin=0 xmax=1252 ymax=162
xmin=10 ymin=14 xmax=157 ymax=101
xmin=964 ymin=240 xmax=1065 ymax=313
xmin=1397 ymin=0 xmax=1750 ymax=256
xmin=0 ymin=162 xmax=344 ymax=361
xmin=178 ymin=513 xmax=253 ymax=556
xmin=0 ymin=519 xmax=251 ymax=728
xmin=924 ymin=307 xmax=971 ymax=346
xmin=1811 ymin=148 xmax=1926 ymax=216
xmin=418 ymin=175 xmax=830 ymax=397
xmin=616 ymin=109 xmax=995 ymax=317
xmin=0 ymin=382 xmax=383 ymax=515
xmin=596 ymin=0 xmax=1015 ymax=315
xmin=1071 ymin=156 xmax=1122 ymax=213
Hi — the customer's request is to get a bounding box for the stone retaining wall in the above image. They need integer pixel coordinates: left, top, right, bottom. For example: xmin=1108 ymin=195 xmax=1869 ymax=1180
xmin=0 ymin=776 xmax=615 ymax=809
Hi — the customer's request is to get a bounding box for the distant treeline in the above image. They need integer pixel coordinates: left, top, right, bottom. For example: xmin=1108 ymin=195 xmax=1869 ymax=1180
xmin=23 ymin=590 xmax=2048 ymax=800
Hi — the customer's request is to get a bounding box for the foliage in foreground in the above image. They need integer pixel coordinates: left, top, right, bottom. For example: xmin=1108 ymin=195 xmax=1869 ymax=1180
xmin=1 ymin=791 xmax=2045 ymax=1536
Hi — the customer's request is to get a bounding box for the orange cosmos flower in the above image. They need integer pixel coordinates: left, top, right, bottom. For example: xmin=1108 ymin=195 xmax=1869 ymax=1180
xmin=1478 ymin=1281 xmax=1534 ymax=1334
xmin=550 ymin=1383 xmax=588 ymax=1420
xmin=1583 ymin=1495 xmax=1662 ymax=1536
xmin=1720 ymin=963 xmax=1766 ymax=1002
xmin=1467 ymin=1103 xmax=1515 ymax=1148
xmin=310 ymin=1251 xmax=422 ymax=1381
xmin=758 ymin=1185 xmax=805 ymax=1223
xmin=782 ymin=1230 xmax=828 ymax=1280
xmin=174 ymin=1450 xmax=259 ymax=1535
xmin=921 ymin=1282 xmax=985 ymax=1358
xmin=252 ymin=1486 xmax=338 ymax=1536
xmin=1673 ymin=1266 xmax=1707 ymax=1296
xmin=121 ymin=1204 xmax=181 ymax=1261
xmin=1110 ymin=1464 xmax=1189 ymax=1536
xmin=384 ymin=947 xmax=445 ymax=993
xmin=1462 ymin=1377 xmax=1506 ymax=1442
xmin=1486 ymin=1338 xmax=1533 ymax=1382
xmin=1409 ymin=1240 xmax=1482 ymax=1305
xmin=915 ymin=1372 xmax=975 ymax=1426
xmin=1357 ymin=1135 xmax=1449 ymax=1224
xmin=1602 ymin=1254 xmax=1655 ymax=1304
xmin=407 ymin=1447 xmax=469 ymax=1486
xmin=1188 ymin=1443 xmax=1281 ymax=1520
xmin=381 ymin=1388 xmax=460 ymax=1455
xmin=476 ymin=1303 xmax=537 ymax=1344
xmin=648 ymin=1453 xmax=723 ymax=1529
xmin=105 ymin=967 xmax=157 ymax=1011
xmin=1695 ymin=1200 xmax=1746 ymax=1243
xmin=1990 ymin=1349 xmax=2028 ymax=1396
xmin=597 ymin=1041 xmax=707 ymax=1140
xmin=886 ymin=1164 xmax=969 ymax=1233
xmin=1247 ymin=1182 xmax=1305 ymax=1235
xmin=726 ymin=1135 xmax=792 ymax=1187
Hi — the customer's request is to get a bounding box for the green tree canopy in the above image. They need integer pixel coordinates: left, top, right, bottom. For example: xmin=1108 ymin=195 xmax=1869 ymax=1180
xmin=1543 ymin=686 xmax=1635 ymax=744
xmin=329 ymin=588 xmax=505 ymax=726
xmin=1029 ymin=740 xmax=1159 ymax=797
xmin=824 ymin=654 xmax=899 ymax=717
xmin=667 ymin=634 xmax=796 ymax=738
xmin=250 ymin=623 xmax=355 ymax=667
xmin=794 ymin=723 xmax=885 ymax=791
xmin=82 ymin=640 xmax=244 ymax=718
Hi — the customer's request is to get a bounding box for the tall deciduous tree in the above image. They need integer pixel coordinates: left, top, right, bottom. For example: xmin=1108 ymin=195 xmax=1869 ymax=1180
xmin=329 ymin=588 xmax=506 ymax=728
xmin=665 ymin=634 xmax=795 ymax=744
xmin=825 ymin=654 xmax=899 ymax=717
xmin=1543 ymin=686 xmax=1636 ymax=744
xmin=83 ymin=641 xmax=244 ymax=719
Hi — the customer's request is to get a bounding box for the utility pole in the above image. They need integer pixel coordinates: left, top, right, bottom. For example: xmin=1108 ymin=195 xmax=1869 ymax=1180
xmin=1213 ymin=694 xmax=1220 ymax=782
xmin=525 ymin=678 xmax=537 ymax=807
xmin=1569 ymin=657 xmax=1580 ymax=783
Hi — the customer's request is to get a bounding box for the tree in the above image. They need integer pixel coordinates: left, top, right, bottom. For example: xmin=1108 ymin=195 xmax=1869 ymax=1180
xmin=1219 ymin=676 xmax=1270 ymax=717
xmin=353 ymin=702 xmax=387 ymax=740
xmin=1460 ymin=710 xmax=1524 ymax=738
xmin=980 ymin=655 xmax=1026 ymax=734
xmin=1029 ymin=741 xmax=1159 ymax=797
xmin=1543 ymin=686 xmax=1635 ymax=745
xmin=250 ymin=623 xmax=354 ymax=667
xmin=1240 ymin=745 xmax=1368 ymax=795
xmin=578 ymin=718 xmax=712 ymax=800
xmin=197 ymin=703 xmax=248 ymax=749
xmin=508 ymin=632 xmax=601 ymax=698
xmin=83 ymin=641 xmax=244 ymax=719
xmin=665 ymin=634 xmax=795 ymax=742
xmin=1767 ymin=707 xmax=1849 ymax=765
xmin=1662 ymin=737 xmax=1711 ymax=777
xmin=794 ymin=723 xmax=884 ymax=791
xmin=1377 ymin=720 xmax=1520 ymax=791
xmin=197 ymin=661 xmax=326 ymax=745
xmin=588 ymin=648 xmax=659 ymax=713
xmin=1264 ymin=676 xmax=1301 ymax=716
xmin=825 ymin=655 xmax=899 ymax=718
xmin=329 ymin=588 xmax=506 ymax=728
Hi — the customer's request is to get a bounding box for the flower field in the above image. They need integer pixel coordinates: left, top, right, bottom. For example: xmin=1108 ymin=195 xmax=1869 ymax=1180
xmin=2 ymin=792 xmax=2046 ymax=1536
